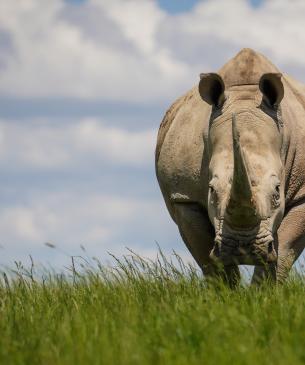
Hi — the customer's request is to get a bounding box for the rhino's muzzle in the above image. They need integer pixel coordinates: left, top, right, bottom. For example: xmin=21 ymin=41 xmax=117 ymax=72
xmin=209 ymin=240 xmax=277 ymax=265
xmin=210 ymin=220 xmax=277 ymax=265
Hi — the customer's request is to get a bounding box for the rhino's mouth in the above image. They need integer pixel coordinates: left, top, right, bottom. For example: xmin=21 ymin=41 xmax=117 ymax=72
xmin=210 ymin=219 xmax=277 ymax=265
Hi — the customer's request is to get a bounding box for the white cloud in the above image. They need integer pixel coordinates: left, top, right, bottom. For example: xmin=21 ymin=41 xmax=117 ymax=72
xmin=157 ymin=0 xmax=305 ymax=81
xmin=0 ymin=189 xmax=184 ymax=266
xmin=0 ymin=118 xmax=156 ymax=169
xmin=0 ymin=0 xmax=190 ymax=101
xmin=0 ymin=206 xmax=43 ymax=242
xmin=101 ymin=0 xmax=164 ymax=55
xmin=1 ymin=0 xmax=305 ymax=102
xmin=73 ymin=119 xmax=157 ymax=166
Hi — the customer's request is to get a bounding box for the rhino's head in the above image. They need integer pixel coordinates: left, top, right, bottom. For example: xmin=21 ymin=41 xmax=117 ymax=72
xmin=199 ymin=72 xmax=285 ymax=265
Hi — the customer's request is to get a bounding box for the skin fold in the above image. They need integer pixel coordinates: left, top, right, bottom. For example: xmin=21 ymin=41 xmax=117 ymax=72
xmin=156 ymin=48 xmax=305 ymax=285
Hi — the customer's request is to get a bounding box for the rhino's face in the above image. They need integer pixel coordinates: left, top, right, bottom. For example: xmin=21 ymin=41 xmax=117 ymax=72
xmin=199 ymin=72 xmax=285 ymax=265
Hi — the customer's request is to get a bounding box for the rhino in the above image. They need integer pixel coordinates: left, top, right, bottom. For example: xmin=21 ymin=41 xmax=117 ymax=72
xmin=155 ymin=48 xmax=305 ymax=285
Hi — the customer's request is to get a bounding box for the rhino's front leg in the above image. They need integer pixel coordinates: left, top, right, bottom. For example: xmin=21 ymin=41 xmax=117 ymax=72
xmin=174 ymin=203 xmax=240 ymax=287
xmin=275 ymin=202 xmax=305 ymax=282
xmin=252 ymin=263 xmax=276 ymax=284
xmin=252 ymin=202 xmax=305 ymax=284
xmin=252 ymin=234 xmax=278 ymax=284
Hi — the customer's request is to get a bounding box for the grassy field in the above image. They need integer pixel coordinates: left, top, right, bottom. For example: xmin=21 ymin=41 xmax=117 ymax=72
xmin=1 ymin=251 xmax=305 ymax=365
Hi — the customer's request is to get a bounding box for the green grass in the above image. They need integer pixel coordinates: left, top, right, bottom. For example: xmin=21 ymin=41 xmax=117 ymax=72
xmin=1 ymin=250 xmax=305 ymax=365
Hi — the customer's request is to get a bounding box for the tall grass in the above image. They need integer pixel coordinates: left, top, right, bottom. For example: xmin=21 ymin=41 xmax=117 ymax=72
xmin=0 ymin=249 xmax=305 ymax=365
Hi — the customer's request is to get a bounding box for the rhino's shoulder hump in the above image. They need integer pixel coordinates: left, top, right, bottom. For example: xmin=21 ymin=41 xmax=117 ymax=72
xmin=219 ymin=48 xmax=280 ymax=87
xmin=155 ymin=86 xmax=198 ymax=165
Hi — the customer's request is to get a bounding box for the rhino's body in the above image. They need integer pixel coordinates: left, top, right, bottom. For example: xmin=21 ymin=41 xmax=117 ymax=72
xmin=156 ymin=48 xmax=305 ymax=283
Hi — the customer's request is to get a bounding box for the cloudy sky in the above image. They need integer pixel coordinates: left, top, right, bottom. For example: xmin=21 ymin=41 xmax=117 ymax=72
xmin=0 ymin=0 xmax=305 ymax=269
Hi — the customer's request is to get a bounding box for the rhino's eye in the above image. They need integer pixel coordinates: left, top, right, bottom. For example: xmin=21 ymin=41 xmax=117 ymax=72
xmin=209 ymin=184 xmax=218 ymax=204
xmin=209 ymin=184 xmax=215 ymax=194
xmin=275 ymin=184 xmax=280 ymax=195
xmin=272 ymin=184 xmax=280 ymax=208
xmin=209 ymin=177 xmax=218 ymax=200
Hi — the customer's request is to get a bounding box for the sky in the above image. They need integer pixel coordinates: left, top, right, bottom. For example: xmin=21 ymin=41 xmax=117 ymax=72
xmin=1 ymin=0 xmax=305 ymax=270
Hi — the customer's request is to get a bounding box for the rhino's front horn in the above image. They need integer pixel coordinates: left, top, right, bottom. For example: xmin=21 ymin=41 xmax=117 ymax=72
xmin=230 ymin=113 xmax=252 ymax=204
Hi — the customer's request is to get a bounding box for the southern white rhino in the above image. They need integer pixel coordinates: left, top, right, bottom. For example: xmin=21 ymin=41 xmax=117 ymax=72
xmin=155 ymin=48 xmax=305 ymax=285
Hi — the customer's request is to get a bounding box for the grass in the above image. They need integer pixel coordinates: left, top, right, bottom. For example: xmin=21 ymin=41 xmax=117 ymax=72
xmin=0 ymin=249 xmax=305 ymax=365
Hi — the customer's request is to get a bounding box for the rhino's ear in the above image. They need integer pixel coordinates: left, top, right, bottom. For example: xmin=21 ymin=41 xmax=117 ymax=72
xmin=199 ymin=73 xmax=225 ymax=107
xmin=259 ymin=73 xmax=284 ymax=107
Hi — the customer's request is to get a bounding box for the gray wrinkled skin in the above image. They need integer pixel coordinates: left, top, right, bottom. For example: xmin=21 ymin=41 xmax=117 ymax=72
xmin=155 ymin=48 xmax=305 ymax=285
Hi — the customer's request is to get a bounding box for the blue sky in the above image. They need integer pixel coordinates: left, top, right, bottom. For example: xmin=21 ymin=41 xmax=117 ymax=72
xmin=157 ymin=0 xmax=263 ymax=13
xmin=0 ymin=0 xmax=305 ymax=270
xmin=67 ymin=0 xmax=265 ymax=13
